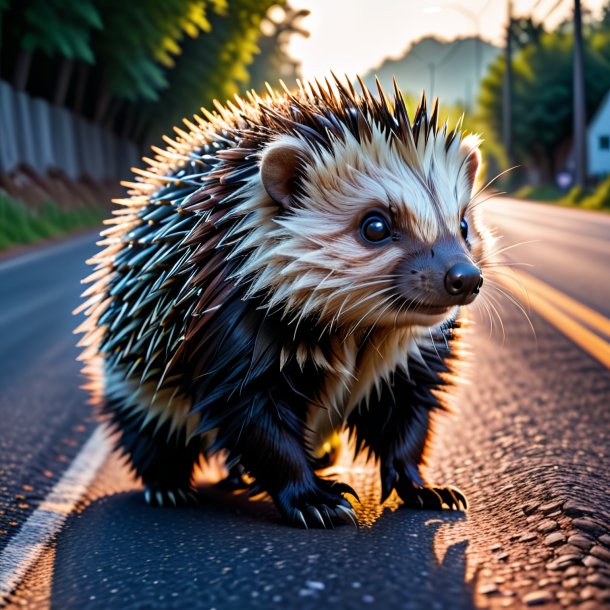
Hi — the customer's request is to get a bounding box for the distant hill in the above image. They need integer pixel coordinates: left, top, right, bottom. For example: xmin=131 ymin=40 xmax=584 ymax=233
xmin=361 ymin=37 xmax=500 ymax=109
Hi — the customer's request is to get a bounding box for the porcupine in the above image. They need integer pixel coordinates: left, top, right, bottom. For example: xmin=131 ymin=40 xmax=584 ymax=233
xmin=76 ymin=76 xmax=491 ymax=528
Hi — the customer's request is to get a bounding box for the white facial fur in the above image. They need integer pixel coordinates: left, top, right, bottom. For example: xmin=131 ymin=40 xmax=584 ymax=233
xmin=229 ymin=119 xmax=486 ymax=334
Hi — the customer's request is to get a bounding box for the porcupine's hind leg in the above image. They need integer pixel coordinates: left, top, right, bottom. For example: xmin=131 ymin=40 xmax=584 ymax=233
xmin=348 ymin=327 xmax=467 ymax=511
xmin=104 ymin=395 xmax=202 ymax=507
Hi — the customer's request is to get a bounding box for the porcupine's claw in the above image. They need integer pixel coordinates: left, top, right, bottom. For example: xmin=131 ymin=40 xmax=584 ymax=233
xmin=397 ymin=484 xmax=468 ymax=512
xmin=145 ymin=486 xmax=199 ymax=508
xmin=280 ymin=477 xmax=359 ymax=528
xmin=331 ymin=481 xmax=361 ymax=503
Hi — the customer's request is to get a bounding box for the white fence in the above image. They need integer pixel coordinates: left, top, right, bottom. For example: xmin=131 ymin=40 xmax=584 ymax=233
xmin=0 ymin=80 xmax=139 ymax=180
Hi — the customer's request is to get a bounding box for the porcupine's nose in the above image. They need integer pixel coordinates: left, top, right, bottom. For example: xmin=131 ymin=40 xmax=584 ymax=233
xmin=444 ymin=262 xmax=483 ymax=297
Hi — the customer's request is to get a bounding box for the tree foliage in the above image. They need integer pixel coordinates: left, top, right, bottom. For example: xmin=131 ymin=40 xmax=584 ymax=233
xmin=0 ymin=0 xmax=306 ymax=143
xmin=149 ymin=0 xmax=283 ymax=132
xmin=11 ymin=0 xmax=101 ymax=63
xmin=93 ymin=0 xmax=213 ymax=103
xmin=478 ymin=18 xmax=610 ymax=180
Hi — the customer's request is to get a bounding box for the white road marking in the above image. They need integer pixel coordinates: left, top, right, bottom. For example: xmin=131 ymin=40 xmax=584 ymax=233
xmin=0 ymin=426 xmax=111 ymax=602
xmin=0 ymin=286 xmax=70 ymax=328
xmin=0 ymin=232 xmax=98 ymax=274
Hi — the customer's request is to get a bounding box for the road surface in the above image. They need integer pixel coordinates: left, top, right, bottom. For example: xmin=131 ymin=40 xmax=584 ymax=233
xmin=0 ymin=198 xmax=609 ymax=610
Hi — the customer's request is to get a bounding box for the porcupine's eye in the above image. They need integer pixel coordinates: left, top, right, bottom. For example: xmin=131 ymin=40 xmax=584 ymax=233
xmin=360 ymin=214 xmax=391 ymax=244
xmin=460 ymin=217 xmax=469 ymax=241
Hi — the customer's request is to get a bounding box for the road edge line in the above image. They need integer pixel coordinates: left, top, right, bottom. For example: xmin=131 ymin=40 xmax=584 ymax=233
xmin=0 ymin=231 xmax=99 ymax=274
xmin=516 ymin=271 xmax=610 ymax=339
xmin=0 ymin=426 xmax=111 ymax=603
xmin=496 ymin=274 xmax=610 ymax=370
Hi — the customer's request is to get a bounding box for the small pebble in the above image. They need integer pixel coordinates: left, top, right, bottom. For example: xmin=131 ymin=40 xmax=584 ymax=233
xmin=520 ymin=532 xmax=538 ymax=542
xmin=567 ymin=534 xmax=592 ymax=550
xmin=539 ymin=500 xmax=564 ymax=514
xmin=562 ymin=501 xmax=594 ymax=517
xmin=586 ymin=573 xmax=610 ymax=588
xmin=522 ymin=502 xmax=540 ymax=516
xmin=583 ymin=555 xmax=607 ymax=568
xmin=544 ymin=532 xmax=565 ymax=547
xmin=491 ymin=543 xmax=503 ymax=552
xmin=564 ymin=566 xmax=581 ymax=577
xmin=523 ymin=590 xmax=552 ymax=606
xmin=598 ymin=534 xmax=610 ymax=547
xmin=580 ymin=586 xmax=598 ymax=601
xmin=479 ymin=583 xmax=499 ymax=595
xmin=590 ymin=545 xmax=610 ymax=562
xmin=555 ymin=544 xmax=583 ymax=556
xmin=563 ymin=577 xmax=580 ymax=589
xmin=572 ymin=518 xmax=605 ymax=536
xmin=579 ymin=602 xmax=604 ymax=610
xmin=537 ymin=520 xmax=558 ymax=534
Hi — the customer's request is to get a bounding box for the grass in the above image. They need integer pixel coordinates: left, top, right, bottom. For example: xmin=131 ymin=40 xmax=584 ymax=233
xmin=513 ymin=174 xmax=610 ymax=211
xmin=0 ymin=194 xmax=105 ymax=251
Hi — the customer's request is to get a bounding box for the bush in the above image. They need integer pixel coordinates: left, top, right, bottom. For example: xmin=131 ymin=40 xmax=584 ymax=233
xmin=0 ymin=194 xmax=104 ymax=250
xmin=513 ymin=184 xmax=564 ymax=201
xmin=579 ymin=175 xmax=610 ymax=209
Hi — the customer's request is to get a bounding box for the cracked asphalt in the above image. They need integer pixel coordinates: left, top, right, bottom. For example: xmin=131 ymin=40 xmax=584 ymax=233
xmin=1 ymin=198 xmax=610 ymax=609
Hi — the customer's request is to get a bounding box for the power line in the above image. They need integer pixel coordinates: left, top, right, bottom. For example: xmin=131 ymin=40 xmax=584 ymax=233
xmin=542 ymin=0 xmax=567 ymax=22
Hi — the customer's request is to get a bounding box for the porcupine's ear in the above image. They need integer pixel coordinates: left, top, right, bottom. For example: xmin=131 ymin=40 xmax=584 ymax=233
xmin=260 ymin=137 xmax=310 ymax=208
xmin=461 ymin=137 xmax=482 ymax=192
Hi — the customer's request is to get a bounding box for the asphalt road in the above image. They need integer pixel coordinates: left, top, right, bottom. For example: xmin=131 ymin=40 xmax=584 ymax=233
xmin=1 ymin=198 xmax=610 ymax=610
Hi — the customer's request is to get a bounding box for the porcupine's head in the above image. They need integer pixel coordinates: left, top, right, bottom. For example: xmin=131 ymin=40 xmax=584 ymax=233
xmin=228 ymin=77 xmax=491 ymax=333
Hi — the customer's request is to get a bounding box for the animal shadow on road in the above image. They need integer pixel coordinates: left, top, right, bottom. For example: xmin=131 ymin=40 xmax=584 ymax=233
xmin=49 ymin=485 xmax=478 ymax=609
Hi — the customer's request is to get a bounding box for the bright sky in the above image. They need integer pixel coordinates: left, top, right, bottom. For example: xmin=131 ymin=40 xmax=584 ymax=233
xmin=287 ymin=0 xmax=605 ymax=80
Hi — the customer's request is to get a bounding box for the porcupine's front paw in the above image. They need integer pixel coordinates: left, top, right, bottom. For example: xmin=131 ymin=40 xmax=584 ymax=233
xmin=275 ymin=476 xmax=359 ymax=529
xmin=381 ymin=461 xmax=467 ymax=511
xmin=397 ymin=483 xmax=468 ymax=511
xmin=144 ymin=485 xmax=199 ymax=507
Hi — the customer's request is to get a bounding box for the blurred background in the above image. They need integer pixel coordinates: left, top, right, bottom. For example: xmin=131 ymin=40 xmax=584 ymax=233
xmin=0 ymin=0 xmax=609 ymax=250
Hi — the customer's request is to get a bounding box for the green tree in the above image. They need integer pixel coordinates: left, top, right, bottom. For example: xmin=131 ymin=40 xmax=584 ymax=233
xmin=4 ymin=0 xmax=101 ymax=92
xmin=145 ymin=0 xmax=282 ymax=137
xmin=478 ymin=29 xmax=610 ymax=182
xmin=91 ymin=0 xmax=213 ymax=121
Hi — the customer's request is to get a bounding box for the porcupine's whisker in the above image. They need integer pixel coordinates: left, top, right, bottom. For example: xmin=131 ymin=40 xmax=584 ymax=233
xmin=358 ymin=293 xmax=405 ymax=348
xmin=475 ymin=297 xmax=496 ymax=338
xmin=481 ymin=261 xmax=533 ymax=268
xmin=429 ymin=328 xmax=444 ymax=362
xmin=346 ymin=292 xmax=399 ymax=339
xmin=486 ymin=280 xmax=537 ymax=341
xmin=331 ymin=275 xmax=401 ymax=297
xmin=347 ymin=291 xmax=401 ymax=339
xmin=331 ymin=281 xmax=399 ymax=335
xmin=339 ymin=284 xmax=397 ymax=315
xmin=477 ymin=240 xmax=538 ymax=264
xmin=290 ymin=269 xmax=337 ymax=338
xmin=471 ymin=165 xmax=520 ymax=201
xmin=483 ymin=266 xmax=531 ymax=304
xmin=481 ymin=291 xmax=507 ymax=343
xmin=469 ymin=191 xmax=507 ymax=209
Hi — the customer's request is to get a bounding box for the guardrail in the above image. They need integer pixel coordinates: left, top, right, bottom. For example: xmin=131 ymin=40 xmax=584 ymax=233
xmin=0 ymin=80 xmax=139 ymax=181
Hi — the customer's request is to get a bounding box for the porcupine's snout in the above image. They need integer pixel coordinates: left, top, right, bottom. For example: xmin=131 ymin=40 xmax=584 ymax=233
xmin=396 ymin=238 xmax=483 ymax=315
xmin=444 ymin=262 xmax=483 ymax=299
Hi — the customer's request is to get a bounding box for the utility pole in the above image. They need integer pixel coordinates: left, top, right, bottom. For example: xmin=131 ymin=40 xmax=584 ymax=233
xmin=573 ymin=0 xmax=587 ymax=187
xmin=502 ymin=0 xmax=513 ymax=165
